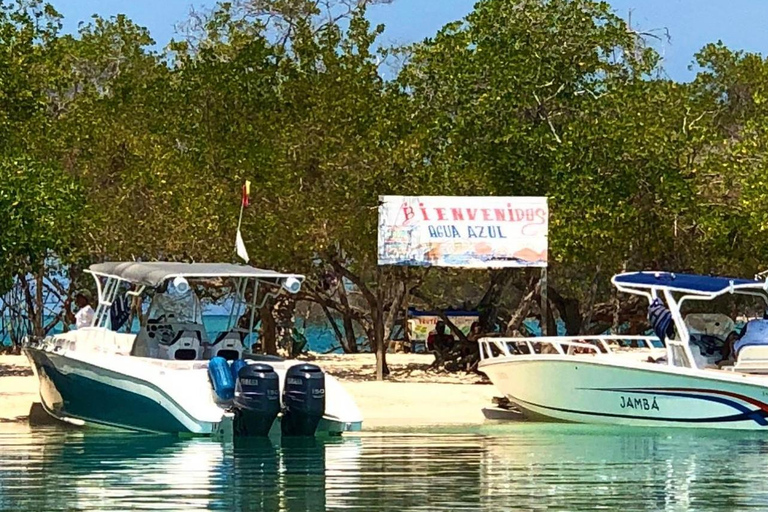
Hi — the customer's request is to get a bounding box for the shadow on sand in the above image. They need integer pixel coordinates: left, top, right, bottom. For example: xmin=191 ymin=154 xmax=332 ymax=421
xmin=0 ymin=361 xmax=32 ymax=377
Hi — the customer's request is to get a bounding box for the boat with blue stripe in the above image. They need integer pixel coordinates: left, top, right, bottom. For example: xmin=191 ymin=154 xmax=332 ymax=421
xmin=479 ymin=271 xmax=768 ymax=430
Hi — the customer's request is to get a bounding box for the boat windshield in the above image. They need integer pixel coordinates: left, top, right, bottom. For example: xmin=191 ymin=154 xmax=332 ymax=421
xmin=148 ymin=287 xmax=202 ymax=325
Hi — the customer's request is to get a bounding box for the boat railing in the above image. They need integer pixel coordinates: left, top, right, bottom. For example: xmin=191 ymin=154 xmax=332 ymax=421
xmin=478 ymin=335 xmax=661 ymax=362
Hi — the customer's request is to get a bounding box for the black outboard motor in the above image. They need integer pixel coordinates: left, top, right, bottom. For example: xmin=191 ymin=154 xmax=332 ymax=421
xmin=233 ymin=363 xmax=281 ymax=437
xmin=281 ymin=364 xmax=326 ymax=437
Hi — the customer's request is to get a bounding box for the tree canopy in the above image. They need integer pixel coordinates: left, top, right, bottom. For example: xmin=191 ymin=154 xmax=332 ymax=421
xmin=3 ymin=0 xmax=768 ymax=372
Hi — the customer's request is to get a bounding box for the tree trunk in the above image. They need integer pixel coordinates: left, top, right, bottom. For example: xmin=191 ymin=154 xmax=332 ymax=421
xmin=546 ymin=298 xmax=557 ymax=336
xmin=320 ymin=302 xmax=346 ymax=351
xmin=612 ymin=261 xmax=628 ymax=334
xmin=34 ymin=268 xmax=44 ymax=337
xmin=273 ymin=295 xmax=296 ymax=357
xmin=259 ymin=298 xmax=277 ymax=355
xmin=548 ymin=286 xmax=582 ymax=335
xmin=581 ymin=264 xmax=601 ymax=331
xmin=374 ymin=303 xmax=387 ymax=380
xmin=337 ymin=282 xmax=358 ymax=353
xmin=476 ymin=269 xmax=515 ymax=333
xmin=17 ymin=273 xmax=39 ymax=340
xmin=506 ymin=277 xmax=541 ymax=336
xmin=610 ymin=286 xmax=621 ymax=334
xmin=327 ymin=257 xmax=387 ymax=379
xmin=384 ymin=281 xmax=408 ymax=343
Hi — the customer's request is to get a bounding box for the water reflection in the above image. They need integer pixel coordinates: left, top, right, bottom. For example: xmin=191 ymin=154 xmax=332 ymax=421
xmin=4 ymin=423 xmax=768 ymax=510
xmin=0 ymin=427 xmax=350 ymax=511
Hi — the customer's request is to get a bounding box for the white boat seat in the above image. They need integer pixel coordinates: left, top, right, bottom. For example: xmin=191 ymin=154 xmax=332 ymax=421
xmin=205 ymin=329 xmax=246 ymax=361
xmin=158 ymin=329 xmax=203 ymax=361
xmin=133 ymin=320 xmax=210 ymax=360
xmin=733 ymin=345 xmax=768 ymax=374
xmin=734 ymin=319 xmax=768 ymax=354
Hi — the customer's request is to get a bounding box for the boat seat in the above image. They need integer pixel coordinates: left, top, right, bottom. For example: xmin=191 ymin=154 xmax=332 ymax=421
xmin=734 ymin=319 xmax=768 ymax=354
xmin=205 ymin=329 xmax=246 ymax=361
xmin=732 ymin=345 xmax=768 ymax=374
xmin=155 ymin=323 xmax=209 ymax=361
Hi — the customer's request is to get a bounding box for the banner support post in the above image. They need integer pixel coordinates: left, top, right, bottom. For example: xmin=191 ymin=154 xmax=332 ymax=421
xmin=541 ymin=267 xmax=548 ymax=336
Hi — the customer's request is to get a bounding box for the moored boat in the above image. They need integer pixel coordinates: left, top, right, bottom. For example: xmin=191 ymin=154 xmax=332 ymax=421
xmin=23 ymin=261 xmax=363 ymax=438
xmin=479 ymin=271 xmax=768 ymax=430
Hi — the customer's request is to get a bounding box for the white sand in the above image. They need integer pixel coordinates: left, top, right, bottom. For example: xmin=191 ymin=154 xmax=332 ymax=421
xmin=0 ymin=355 xmax=38 ymax=422
xmin=0 ymin=353 xmax=497 ymax=428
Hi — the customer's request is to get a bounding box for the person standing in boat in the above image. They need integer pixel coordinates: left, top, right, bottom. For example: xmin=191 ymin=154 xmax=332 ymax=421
xmin=65 ymin=290 xmax=95 ymax=329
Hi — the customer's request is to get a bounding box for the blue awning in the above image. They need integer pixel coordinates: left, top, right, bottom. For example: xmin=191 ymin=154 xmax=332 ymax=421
xmin=613 ymin=272 xmax=761 ymax=295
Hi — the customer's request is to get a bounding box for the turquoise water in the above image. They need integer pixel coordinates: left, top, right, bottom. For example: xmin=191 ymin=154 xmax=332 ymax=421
xmin=2 ymin=422 xmax=768 ymax=510
xmin=1 ymin=316 xmax=344 ymax=353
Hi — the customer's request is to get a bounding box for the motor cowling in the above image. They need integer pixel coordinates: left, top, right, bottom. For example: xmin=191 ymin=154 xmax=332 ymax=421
xmin=233 ymin=363 xmax=280 ymax=437
xmin=281 ymin=364 xmax=325 ymax=437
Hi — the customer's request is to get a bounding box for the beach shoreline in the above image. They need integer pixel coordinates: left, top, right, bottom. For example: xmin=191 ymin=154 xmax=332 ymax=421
xmin=0 ymin=353 xmax=497 ymax=428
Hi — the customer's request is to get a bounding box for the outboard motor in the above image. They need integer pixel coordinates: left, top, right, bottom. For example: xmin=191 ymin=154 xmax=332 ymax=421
xmin=233 ymin=363 xmax=281 ymax=437
xmin=208 ymin=356 xmax=235 ymax=402
xmin=281 ymin=364 xmax=325 ymax=437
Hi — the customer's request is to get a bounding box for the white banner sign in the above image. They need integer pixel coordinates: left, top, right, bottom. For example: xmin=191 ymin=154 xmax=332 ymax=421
xmin=378 ymin=196 xmax=548 ymax=268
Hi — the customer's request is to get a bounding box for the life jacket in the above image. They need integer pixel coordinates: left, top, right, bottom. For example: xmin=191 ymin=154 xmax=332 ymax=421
xmin=647 ymin=298 xmax=674 ymax=342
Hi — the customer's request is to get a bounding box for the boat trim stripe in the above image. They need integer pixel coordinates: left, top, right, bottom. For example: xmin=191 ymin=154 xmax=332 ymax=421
xmin=582 ymin=387 xmax=768 ymax=426
xmin=511 ymin=395 xmax=768 ymax=424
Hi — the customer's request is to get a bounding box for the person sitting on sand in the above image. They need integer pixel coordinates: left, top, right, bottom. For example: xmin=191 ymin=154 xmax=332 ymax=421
xmin=456 ymin=321 xmax=484 ymax=359
xmin=427 ymin=321 xmax=454 ymax=353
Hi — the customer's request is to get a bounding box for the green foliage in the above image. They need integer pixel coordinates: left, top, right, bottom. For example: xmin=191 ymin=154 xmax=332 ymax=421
xmin=0 ymin=156 xmax=82 ymax=293
xmin=8 ymin=0 xmax=768 ymax=342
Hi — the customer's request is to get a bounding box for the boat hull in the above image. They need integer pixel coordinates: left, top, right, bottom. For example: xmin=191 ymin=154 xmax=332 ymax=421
xmin=25 ymin=347 xmax=214 ymax=434
xmin=480 ymin=356 xmax=768 ymax=430
xmin=24 ymin=347 xmax=363 ymax=436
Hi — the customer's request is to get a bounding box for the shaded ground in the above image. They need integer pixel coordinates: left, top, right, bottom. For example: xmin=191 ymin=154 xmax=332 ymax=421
xmin=0 ymin=362 xmax=32 ymax=378
xmin=304 ymin=352 xmax=490 ymax=384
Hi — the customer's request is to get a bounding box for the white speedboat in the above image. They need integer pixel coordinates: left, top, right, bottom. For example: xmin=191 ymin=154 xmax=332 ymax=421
xmin=479 ymin=271 xmax=768 ymax=430
xmin=23 ymin=262 xmax=363 ymax=438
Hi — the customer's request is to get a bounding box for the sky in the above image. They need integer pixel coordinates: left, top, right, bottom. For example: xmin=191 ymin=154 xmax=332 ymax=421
xmin=51 ymin=0 xmax=768 ymax=82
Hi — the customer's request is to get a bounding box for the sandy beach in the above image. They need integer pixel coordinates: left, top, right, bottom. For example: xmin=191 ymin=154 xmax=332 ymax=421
xmin=0 ymin=353 xmax=497 ymax=429
xmin=0 ymin=355 xmax=38 ymax=423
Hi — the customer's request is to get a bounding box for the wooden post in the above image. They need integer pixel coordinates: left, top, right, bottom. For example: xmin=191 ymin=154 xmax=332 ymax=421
xmin=540 ymin=267 xmax=548 ymax=336
xmin=375 ymin=305 xmax=385 ymax=381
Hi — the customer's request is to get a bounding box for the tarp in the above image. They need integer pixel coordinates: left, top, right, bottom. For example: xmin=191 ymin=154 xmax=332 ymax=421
xmin=378 ymin=196 xmax=548 ymax=268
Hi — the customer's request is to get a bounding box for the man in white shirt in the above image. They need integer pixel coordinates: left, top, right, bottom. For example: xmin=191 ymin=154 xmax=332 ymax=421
xmin=69 ymin=291 xmax=95 ymax=329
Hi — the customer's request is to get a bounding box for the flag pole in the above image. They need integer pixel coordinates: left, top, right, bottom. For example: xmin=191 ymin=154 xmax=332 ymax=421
xmin=235 ymin=181 xmax=251 ymax=263
xmin=236 ymin=196 xmax=245 ymax=235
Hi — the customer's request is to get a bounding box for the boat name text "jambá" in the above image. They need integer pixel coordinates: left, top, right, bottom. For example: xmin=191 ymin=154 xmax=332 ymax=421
xmin=620 ymin=396 xmax=660 ymax=411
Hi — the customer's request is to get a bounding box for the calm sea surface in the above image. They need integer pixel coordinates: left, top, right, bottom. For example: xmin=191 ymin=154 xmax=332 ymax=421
xmin=1 ymin=422 xmax=767 ymax=511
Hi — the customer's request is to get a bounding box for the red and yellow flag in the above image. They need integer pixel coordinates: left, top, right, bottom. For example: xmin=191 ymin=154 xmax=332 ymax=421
xmin=241 ymin=180 xmax=251 ymax=207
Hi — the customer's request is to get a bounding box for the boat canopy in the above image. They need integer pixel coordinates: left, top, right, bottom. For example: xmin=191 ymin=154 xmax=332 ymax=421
xmin=612 ymin=272 xmax=765 ymax=297
xmin=87 ymin=261 xmax=304 ymax=288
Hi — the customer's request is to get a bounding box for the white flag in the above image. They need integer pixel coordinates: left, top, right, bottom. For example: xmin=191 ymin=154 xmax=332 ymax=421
xmin=235 ymin=229 xmax=249 ymax=262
